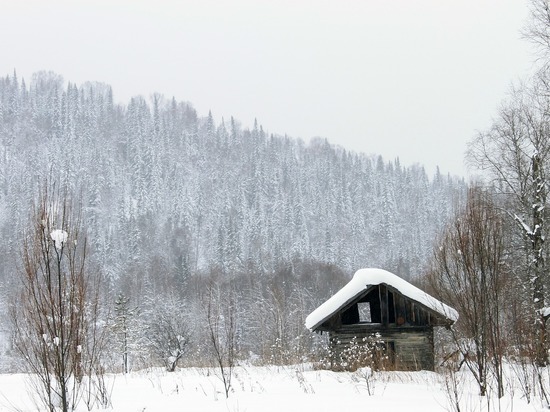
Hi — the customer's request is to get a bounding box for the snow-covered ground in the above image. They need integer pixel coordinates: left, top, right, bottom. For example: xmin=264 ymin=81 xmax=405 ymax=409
xmin=0 ymin=364 xmax=544 ymax=412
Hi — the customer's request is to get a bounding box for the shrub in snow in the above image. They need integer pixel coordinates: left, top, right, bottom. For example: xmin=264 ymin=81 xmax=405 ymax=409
xmin=332 ymin=333 xmax=390 ymax=372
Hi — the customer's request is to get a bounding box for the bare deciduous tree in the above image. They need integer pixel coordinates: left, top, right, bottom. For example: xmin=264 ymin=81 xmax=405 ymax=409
xmin=524 ymin=0 xmax=550 ymax=63
xmin=10 ymin=183 xmax=107 ymax=411
xmin=203 ymin=279 xmax=238 ymax=398
xmin=145 ymin=295 xmax=190 ymax=372
xmin=428 ymin=186 xmax=509 ymax=397
xmin=467 ymin=71 xmax=550 ymax=366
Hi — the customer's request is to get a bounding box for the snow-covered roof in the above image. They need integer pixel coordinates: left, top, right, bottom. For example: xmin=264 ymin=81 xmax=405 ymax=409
xmin=305 ymin=268 xmax=458 ymax=331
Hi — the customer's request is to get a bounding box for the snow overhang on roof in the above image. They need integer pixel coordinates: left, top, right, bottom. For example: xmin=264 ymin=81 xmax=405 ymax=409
xmin=305 ymin=268 xmax=459 ymax=331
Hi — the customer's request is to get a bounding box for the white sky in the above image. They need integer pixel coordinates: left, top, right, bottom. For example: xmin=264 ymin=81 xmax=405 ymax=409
xmin=0 ymin=0 xmax=537 ymax=177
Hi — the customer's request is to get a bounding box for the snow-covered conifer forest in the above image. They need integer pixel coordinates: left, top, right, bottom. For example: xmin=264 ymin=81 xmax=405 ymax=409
xmin=0 ymin=70 xmax=476 ymax=408
xmin=6 ymin=1 xmax=550 ymax=406
xmin=6 ymin=0 xmax=550 ymax=408
xmin=5 ymin=60 xmax=550 ymax=409
xmin=5 ymin=63 xmax=550 ymax=411
xmin=0 ymin=70 xmax=467 ymax=364
xmin=0 ymin=71 xmax=465 ymax=283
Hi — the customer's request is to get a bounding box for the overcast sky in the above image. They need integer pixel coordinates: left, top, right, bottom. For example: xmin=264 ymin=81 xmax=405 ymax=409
xmin=0 ymin=0 xmax=537 ymax=177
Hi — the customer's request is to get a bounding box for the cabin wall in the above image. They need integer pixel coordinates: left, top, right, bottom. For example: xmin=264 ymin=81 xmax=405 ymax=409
xmin=329 ymin=325 xmax=434 ymax=371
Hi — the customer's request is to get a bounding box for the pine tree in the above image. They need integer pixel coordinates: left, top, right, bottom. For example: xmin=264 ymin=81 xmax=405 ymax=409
xmin=113 ymin=293 xmax=138 ymax=374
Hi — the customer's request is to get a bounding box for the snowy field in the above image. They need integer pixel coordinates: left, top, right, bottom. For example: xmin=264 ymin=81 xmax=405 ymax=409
xmin=0 ymin=364 xmax=545 ymax=412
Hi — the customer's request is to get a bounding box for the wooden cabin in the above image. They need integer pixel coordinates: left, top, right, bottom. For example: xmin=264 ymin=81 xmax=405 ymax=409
xmin=305 ymin=268 xmax=458 ymax=371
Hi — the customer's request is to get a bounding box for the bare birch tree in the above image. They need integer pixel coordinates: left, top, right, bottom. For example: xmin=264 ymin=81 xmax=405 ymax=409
xmin=524 ymin=0 xmax=550 ymax=63
xmin=467 ymin=71 xmax=550 ymax=366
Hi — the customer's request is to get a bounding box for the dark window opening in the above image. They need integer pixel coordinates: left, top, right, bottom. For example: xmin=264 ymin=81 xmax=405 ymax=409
xmin=341 ymin=304 xmax=359 ymax=325
xmin=364 ymin=288 xmax=381 ymax=323
xmin=341 ymin=286 xmax=416 ymax=327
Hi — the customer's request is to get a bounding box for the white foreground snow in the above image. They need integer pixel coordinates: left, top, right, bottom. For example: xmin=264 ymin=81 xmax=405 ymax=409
xmin=0 ymin=365 xmax=541 ymax=412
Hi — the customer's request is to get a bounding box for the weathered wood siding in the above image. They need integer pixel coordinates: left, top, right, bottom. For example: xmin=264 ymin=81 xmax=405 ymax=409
xmin=313 ymin=283 xmax=452 ymax=372
xmin=329 ymin=325 xmax=434 ymax=371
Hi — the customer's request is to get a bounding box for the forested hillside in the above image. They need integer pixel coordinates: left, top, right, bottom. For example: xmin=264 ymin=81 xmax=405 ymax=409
xmin=0 ymin=70 xmax=466 ymax=370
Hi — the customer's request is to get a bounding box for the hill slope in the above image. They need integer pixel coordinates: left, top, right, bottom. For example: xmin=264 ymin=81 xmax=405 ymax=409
xmin=0 ymin=71 xmax=465 ymax=285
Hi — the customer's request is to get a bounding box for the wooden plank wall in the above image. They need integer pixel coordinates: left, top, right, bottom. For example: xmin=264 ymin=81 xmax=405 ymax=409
xmin=329 ymin=326 xmax=435 ymax=371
